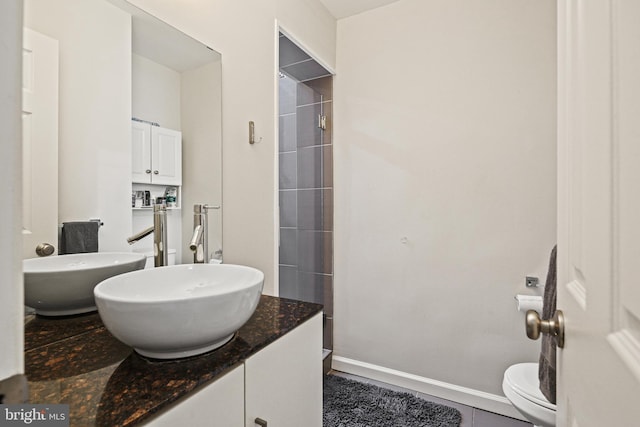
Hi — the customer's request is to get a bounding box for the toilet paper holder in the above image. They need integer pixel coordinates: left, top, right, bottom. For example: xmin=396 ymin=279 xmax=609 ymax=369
xmin=525 ymin=276 xmax=539 ymax=287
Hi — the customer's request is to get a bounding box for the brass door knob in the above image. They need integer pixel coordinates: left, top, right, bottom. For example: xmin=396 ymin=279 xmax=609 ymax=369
xmin=35 ymin=243 xmax=55 ymax=257
xmin=526 ymin=309 xmax=565 ymax=348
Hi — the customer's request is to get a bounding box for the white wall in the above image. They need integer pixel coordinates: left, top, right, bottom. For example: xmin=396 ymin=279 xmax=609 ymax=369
xmin=128 ymin=0 xmax=336 ymax=294
xmin=25 ymin=0 xmax=131 ymax=252
xmin=132 ymin=54 xmax=182 ymax=130
xmin=0 ymin=0 xmax=24 ymax=380
xmin=180 ymin=61 xmax=223 ymax=264
xmin=333 ymin=0 xmax=556 ymax=409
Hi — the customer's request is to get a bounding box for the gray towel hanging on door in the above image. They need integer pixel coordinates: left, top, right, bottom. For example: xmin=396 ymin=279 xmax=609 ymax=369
xmin=60 ymin=221 xmax=99 ymax=254
xmin=538 ymin=245 xmax=557 ymax=404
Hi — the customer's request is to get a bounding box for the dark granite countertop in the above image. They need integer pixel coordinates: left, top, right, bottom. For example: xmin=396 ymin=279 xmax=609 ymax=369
xmin=25 ymin=295 xmax=322 ymax=427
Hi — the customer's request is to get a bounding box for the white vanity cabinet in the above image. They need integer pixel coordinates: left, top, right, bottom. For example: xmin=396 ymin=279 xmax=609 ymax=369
xmin=245 ymin=313 xmax=322 ymax=427
xmin=142 ymin=313 xmax=322 ymax=427
xmin=132 ymin=121 xmax=182 ymax=186
xmin=143 ymin=365 xmax=245 ymax=427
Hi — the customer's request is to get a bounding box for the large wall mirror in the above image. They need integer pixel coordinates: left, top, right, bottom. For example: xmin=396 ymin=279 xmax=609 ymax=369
xmin=23 ymin=0 xmax=222 ymax=265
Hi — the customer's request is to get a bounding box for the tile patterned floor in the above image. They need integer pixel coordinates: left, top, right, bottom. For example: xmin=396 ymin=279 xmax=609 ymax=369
xmin=329 ymin=371 xmax=533 ymax=427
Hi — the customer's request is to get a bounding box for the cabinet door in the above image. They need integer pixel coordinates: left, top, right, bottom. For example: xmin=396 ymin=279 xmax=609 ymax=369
xmin=132 ymin=121 xmax=151 ymax=183
xmin=245 ymin=313 xmax=322 ymax=427
xmin=143 ymin=365 xmax=244 ymax=427
xmin=151 ymin=127 xmax=182 ymax=186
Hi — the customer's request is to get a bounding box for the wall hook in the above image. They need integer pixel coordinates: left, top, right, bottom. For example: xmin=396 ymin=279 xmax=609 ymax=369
xmin=249 ymin=121 xmax=262 ymax=145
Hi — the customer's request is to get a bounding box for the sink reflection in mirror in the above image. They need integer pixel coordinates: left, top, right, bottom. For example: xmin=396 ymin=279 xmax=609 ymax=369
xmin=23 ymin=252 xmax=146 ymax=316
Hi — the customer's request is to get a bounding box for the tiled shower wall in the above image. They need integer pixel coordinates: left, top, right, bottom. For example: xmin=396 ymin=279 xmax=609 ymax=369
xmin=278 ymin=35 xmax=333 ymax=351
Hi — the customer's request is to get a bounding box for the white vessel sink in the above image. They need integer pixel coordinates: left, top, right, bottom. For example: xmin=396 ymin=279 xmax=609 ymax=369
xmin=24 ymin=252 xmax=147 ymax=316
xmin=94 ymin=264 xmax=264 ymax=359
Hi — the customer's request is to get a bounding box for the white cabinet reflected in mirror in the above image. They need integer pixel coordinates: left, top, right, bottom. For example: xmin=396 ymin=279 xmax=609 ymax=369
xmin=23 ymin=0 xmax=222 ymax=265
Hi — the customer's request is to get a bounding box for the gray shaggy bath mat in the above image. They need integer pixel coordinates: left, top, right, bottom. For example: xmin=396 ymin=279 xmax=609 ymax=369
xmin=323 ymin=375 xmax=461 ymax=427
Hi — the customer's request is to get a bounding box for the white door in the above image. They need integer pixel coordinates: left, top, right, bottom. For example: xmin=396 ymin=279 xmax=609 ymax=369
xmin=557 ymin=1 xmax=640 ymax=425
xmin=151 ymin=126 xmax=182 ymax=186
xmin=132 ymin=120 xmax=152 ymax=183
xmin=22 ymin=28 xmax=58 ymax=259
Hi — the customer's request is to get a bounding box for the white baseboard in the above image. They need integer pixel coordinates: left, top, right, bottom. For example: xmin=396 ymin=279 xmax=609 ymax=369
xmin=331 ymin=355 xmax=527 ymax=422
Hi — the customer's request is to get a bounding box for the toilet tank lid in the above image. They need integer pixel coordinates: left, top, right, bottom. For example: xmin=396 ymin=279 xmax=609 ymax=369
xmin=505 ymin=363 xmax=556 ymax=410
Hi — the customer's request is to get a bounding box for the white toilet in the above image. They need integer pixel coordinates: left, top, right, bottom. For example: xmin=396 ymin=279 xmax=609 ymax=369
xmin=502 ymin=363 xmax=556 ymax=427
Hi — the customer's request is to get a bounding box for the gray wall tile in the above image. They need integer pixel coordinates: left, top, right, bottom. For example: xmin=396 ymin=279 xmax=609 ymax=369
xmin=279 ymin=265 xmax=298 ymax=299
xmin=279 ymin=36 xmax=310 ymax=68
xmin=297 ymin=76 xmax=333 ymax=106
xmin=279 ymin=228 xmax=298 ymax=266
xmin=296 ymin=103 xmax=322 ymax=148
xmin=324 ymin=316 xmax=333 ymax=350
xmin=282 ymin=59 xmax=331 ymax=82
xmin=279 ymin=74 xmax=297 ymax=115
xmin=279 ymin=152 xmax=297 ymax=189
xmin=297 ymin=189 xmax=333 ymax=231
xmin=297 ymin=272 xmax=333 ymax=316
xmin=298 ymin=231 xmax=332 ymax=274
xmin=296 ymin=102 xmax=332 ymax=148
xmin=279 ymin=44 xmax=333 ymax=355
xmin=297 ymin=145 xmax=333 ymax=189
xmin=298 ymin=271 xmax=333 ymax=317
xmin=279 ymin=190 xmax=297 ymax=228
xmin=279 ymin=114 xmax=297 ymax=153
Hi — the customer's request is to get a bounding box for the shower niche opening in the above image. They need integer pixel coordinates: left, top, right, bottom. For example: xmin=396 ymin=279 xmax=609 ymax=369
xmin=278 ymin=32 xmax=333 ymax=372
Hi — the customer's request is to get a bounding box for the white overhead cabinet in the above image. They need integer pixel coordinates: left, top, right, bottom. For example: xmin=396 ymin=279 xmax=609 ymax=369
xmin=132 ymin=121 xmax=182 ymax=186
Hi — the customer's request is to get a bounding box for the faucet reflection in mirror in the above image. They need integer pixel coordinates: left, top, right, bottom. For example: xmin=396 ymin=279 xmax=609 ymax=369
xmin=190 ymin=204 xmax=220 ymax=263
xmin=127 ymin=205 xmax=168 ymax=267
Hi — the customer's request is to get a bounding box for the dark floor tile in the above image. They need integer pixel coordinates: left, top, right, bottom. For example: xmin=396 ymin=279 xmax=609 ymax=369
xmin=472 ymin=409 xmax=532 ymax=427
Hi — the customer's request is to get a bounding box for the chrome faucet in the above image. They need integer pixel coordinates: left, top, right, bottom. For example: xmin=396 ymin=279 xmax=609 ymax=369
xmin=127 ymin=204 xmax=168 ymax=267
xmin=190 ymin=203 xmax=220 ymax=263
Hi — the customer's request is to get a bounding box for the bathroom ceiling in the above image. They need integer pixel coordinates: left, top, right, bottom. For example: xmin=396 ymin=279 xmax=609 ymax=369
xmin=107 ymin=0 xmax=220 ymax=71
xmin=319 ymin=0 xmax=402 ymax=19
xmin=132 ymin=12 xmax=220 ymax=72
